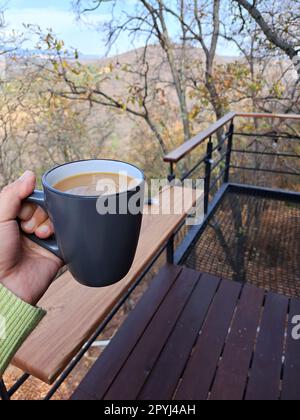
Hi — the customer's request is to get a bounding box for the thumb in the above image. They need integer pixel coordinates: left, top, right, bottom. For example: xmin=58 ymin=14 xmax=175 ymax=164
xmin=0 ymin=171 xmax=36 ymax=223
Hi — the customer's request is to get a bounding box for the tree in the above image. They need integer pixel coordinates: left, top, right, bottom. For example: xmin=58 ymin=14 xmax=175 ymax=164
xmin=70 ymin=1 xmax=228 ymax=144
xmin=73 ymin=0 xmax=193 ymax=143
xmin=0 ymin=14 xmax=116 ymax=187
xmin=233 ymin=0 xmax=300 ymax=79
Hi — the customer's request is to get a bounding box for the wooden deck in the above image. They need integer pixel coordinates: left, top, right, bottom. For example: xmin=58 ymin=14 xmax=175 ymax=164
xmin=72 ymin=265 xmax=300 ymax=401
xmin=12 ymin=186 xmax=201 ymax=384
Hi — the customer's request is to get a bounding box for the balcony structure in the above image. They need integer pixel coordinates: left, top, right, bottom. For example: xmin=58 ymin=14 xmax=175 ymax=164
xmin=1 ymin=112 xmax=300 ymax=400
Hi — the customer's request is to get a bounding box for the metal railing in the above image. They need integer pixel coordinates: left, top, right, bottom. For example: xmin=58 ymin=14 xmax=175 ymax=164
xmin=165 ymin=114 xmax=235 ymax=214
xmin=164 ymin=112 xmax=300 ymax=213
xmin=231 ymin=129 xmax=300 ymax=182
xmin=2 ymin=111 xmax=300 ymax=400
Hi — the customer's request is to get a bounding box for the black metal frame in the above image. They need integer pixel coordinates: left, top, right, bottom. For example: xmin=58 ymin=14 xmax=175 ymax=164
xmin=175 ymin=182 xmax=300 ymax=267
xmin=0 ymin=379 xmax=10 ymax=400
xmin=234 ymin=132 xmax=300 ymax=141
xmin=174 ymin=183 xmax=229 ymax=264
xmin=172 ymin=121 xmax=235 ymax=215
xmin=2 ymin=114 xmax=300 ymax=400
xmin=171 ymin=121 xmax=300 ymax=266
xmin=229 ymin=182 xmax=300 ymax=203
xmin=231 ymin=165 xmax=300 ymax=177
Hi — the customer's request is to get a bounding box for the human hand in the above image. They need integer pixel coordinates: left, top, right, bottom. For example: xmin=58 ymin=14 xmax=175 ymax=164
xmin=0 ymin=171 xmax=63 ymax=305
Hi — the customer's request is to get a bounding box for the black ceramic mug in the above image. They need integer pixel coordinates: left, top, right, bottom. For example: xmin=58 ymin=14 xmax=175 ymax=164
xmin=24 ymin=159 xmax=145 ymax=288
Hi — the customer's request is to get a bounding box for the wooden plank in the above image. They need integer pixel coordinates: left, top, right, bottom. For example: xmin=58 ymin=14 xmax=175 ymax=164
xmin=138 ymin=273 xmax=220 ymax=400
xmin=175 ymin=279 xmax=242 ymax=400
xmin=13 ymin=186 xmax=200 ymax=384
xmin=281 ymin=298 xmax=300 ymax=401
xmin=71 ymin=264 xmax=182 ymax=400
xmin=103 ymin=268 xmax=201 ymax=400
xmin=72 ymin=389 xmax=96 ymax=401
xmin=210 ymin=285 xmax=265 ymax=401
xmin=164 ymin=112 xmax=236 ymax=163
xmin=245 ymin=292 xmax=289 ymax=401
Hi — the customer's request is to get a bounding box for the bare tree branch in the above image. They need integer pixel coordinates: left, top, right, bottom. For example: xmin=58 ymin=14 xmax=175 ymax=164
xmin=234 ymin=0 xmax=300 ymax=77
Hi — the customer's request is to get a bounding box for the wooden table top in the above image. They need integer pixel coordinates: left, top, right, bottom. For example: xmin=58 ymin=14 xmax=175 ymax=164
xmin=12 ymin=186 xmax=201 ymax=384
xmin=72 ymin=265 xmax=300 ymax=401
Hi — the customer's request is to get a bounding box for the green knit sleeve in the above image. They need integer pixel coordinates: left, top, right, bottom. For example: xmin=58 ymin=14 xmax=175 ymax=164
xmin=0 ymin=285 xmax=46 ymax=377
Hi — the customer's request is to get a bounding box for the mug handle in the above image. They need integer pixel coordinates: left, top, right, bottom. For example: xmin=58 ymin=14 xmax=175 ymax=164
xmin=23 ymin=190 xmax=63 ymax=259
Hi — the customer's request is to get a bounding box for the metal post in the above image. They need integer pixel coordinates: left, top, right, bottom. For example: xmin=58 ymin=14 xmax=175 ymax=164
xmin=167 ymin=235 xmax=175 ymax=264
xmin=168 ymin=163 xmax=176 ymax=184
xmin=204 ymin=137 xmax=213 ymax=215
xmin=7 ymin=373 xmax=30 ymax=398
xmin=0 ymin=380 xmax=10 ymax=401
xmin=167 ymin=162 xmax=175 ymax=264
xmin=224 ymin=121 xmax=234 ymax=183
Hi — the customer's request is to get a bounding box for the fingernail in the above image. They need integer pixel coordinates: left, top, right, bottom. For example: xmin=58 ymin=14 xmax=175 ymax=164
xmin=23 ymin=220 xmax=35 ymax=231
xmin=37 ymin=225 xmax=49 ymax=235
xmin=19 ymin=171 xmax=33 ymax=182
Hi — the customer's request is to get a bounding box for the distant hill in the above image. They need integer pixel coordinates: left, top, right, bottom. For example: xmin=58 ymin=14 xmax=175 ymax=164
xmin=79 ymin=44 xmax=240 ymax=65
xmin=0 ymin=44 xmax=239 ymax=65
xmin=0 ymin=45 xmax=243 ymax=150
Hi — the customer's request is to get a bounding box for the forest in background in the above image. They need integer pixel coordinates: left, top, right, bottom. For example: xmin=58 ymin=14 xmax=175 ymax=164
xmin=1 ymin=0 xmax=300 ymax=400
xmin=0 ymin=0 xmax=299 ymax=188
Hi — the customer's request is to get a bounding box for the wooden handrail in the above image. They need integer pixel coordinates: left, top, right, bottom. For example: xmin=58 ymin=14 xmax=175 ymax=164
xmin=164 ymin=111 xmax=300 ymax=164
xmin=164 ymin=112 xmax=236 ymax=163
xmin=237 ymin=112 xmax=300 ymax=120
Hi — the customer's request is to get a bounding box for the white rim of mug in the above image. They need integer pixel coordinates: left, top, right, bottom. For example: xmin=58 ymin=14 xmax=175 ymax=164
xmin=42 ymin=159 xmax=145 ymax=200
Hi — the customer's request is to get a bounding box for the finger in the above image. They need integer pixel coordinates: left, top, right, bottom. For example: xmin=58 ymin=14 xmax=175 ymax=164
xmin=18 ymin=203 xmax=37 ymax=222
xmin=35 ymin=219 xmax=54 ymax=239
xmin=21 ymin=206 xmax=49 ymax=234
xmin=0 ymin=171 xmax=36 ymax=223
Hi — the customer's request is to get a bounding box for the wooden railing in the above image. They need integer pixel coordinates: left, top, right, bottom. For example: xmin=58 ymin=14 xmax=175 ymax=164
xmin=164 ymin=112 xmax=236 ymax=164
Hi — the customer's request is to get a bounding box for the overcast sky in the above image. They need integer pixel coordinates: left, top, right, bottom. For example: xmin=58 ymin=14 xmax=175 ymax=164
xmin=4 ymin=0 xmax=238 ymax=57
